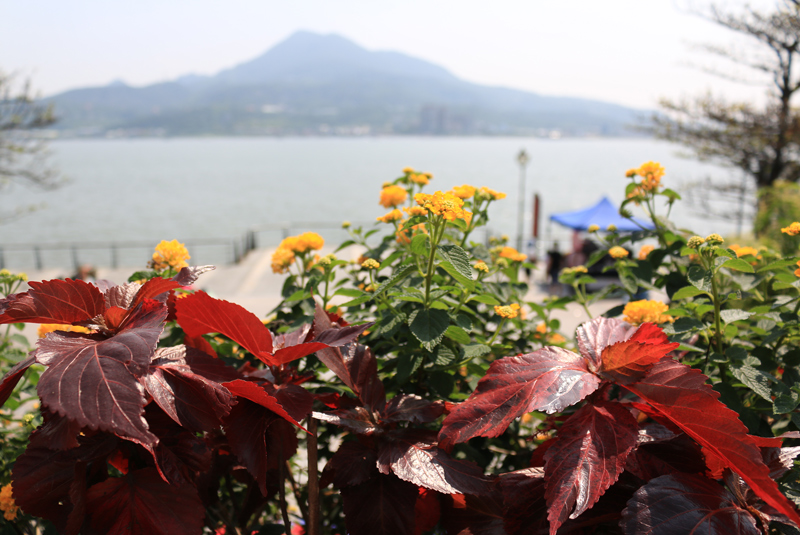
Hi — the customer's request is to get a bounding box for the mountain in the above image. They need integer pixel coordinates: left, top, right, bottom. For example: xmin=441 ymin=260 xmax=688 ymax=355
xmin=47 ymin=31 xmax=643 ymax=137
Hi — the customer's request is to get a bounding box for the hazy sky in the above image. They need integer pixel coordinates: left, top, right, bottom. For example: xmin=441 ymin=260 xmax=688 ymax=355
xmin=0 ymin=0 xmax=781 ymax=109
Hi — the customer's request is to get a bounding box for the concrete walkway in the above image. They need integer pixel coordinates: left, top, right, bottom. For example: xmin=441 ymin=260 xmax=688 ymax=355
xmin=13 ymin=247 xmax=623 ymax=343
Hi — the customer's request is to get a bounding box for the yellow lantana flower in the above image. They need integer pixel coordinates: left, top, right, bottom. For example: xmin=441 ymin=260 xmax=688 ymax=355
xmin=278 ymin=232 xmax=324 ymax=254
xmin=0 ymin=483 xmax=18 ymax=521
xmin=37 ymin=324 xmax=92 ymax=338
xmin=402 ymin=167 xmax=415 ymax=174
xmin=782 ymin=222 xmax=800 ymax=236
xmin=451 ymin=184 xmax=476 ymax=199
xmin=271 ymin=247 xmax=296 ymax=274
xmin=494 ymin=303 xmax=521 ymax=319
xmin=608 ymin=246 xmax=629 ymax=259
xmin=638 ymin=245 xmax=655 ymax=260
xmin=377 ymin=209 xmax=403 ymax=223
xmin=361 ymin=258 xmax=380 ymax=270
xmin=729 ymin=244 xmax=759 ymax=258
xmin=636 ymin=161 xmax=665 ymax=192
xmin=474 ymin=261 xmax=489 ymax=273
xmin=622 ymin=300 xmax=674 ymax=325
xmin=477 ymin=187 xmax=506 ymax=201
xmin=404 ymin=206 xmax=428 ymax=217
xmin=151 ymin=240 xmax=190 ymax=271
xmin=587 ymin=224 xmax=600 ymax=233
xmin=409 ymin=172 xmax=431 ymax=186
xmin=498 ymin=246 xmax=526 ymax=262
xmin=380 ymin=185 xmax=408 ymax=208
xmin=414 ymin=191 xmax=472 ymax=222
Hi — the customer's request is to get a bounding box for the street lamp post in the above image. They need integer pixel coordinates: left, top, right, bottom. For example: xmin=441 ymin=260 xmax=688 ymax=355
xmin=516 ymin=149 xmax=530 ymax=251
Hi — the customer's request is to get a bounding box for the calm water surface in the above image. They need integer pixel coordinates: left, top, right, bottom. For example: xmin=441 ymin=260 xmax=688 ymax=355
xmin=0 ymin=137 xmax=743 ymax=267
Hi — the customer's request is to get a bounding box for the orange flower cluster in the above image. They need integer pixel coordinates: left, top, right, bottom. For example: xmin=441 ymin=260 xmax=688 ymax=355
xmin=494 ymin=303 xmax=521 ymax=319
xmin=636 ymin=161 xmax=665 ymax=192
xmin=0 ymin=483 xmax=18 ymax=521
xmin=151 ymin=240 xmax=190 ymax=271
xmin=729 ymin=244 xmax=759 ymax=258
xmin=450 ymin=184 xmax=476 ymax=199
xmin=409 ymin=172 xmax=432 ymax=185
xmin=638 ymin=245 xmax=654 ymax=260
xmin=376 ymin=209 xmax=403 ymax=223
xmin=413 ymin=191 xmax=472 ymax=222
xmin=271 ymin=232 xmax=324 ymax=273
xmin=499 ymin=246 xmax=527 ymax=262
xmin=477 ymin=187 xmax=506 ymax=201
xmin=794 ymin=261 xmax=800 ymax=278
xmin=37 ymin=324 xmax=92 ymax=339
xmin=782 ymin=222 xmax=800 ymax=236
xmin=609 ymin=246 xmax=629 ymax=259
xmin=622 ymin=300 xmax=674 ymax=326
xmin=380 ymin=185 xmax=408 ymax=208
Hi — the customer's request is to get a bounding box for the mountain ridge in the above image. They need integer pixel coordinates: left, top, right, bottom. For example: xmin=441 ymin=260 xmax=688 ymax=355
xmin=47 ymin=31 xmax=643 ymax=137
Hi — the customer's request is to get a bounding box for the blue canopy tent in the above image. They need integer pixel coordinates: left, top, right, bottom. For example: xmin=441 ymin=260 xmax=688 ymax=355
xmin=549 ymin=197 xmax=653 ymax=232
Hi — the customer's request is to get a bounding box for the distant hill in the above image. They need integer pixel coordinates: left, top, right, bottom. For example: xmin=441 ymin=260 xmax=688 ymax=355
xmin=47 ymin=31 xmax=644 ymax=137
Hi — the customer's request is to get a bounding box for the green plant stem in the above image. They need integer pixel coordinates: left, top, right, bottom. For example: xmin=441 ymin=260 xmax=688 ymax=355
xmin=321 ymin=268 xmax=331 ymax=309
xmin=710 ymin=270 xmax=725 ymax=355
xmin=572 ymin=283 xmax=594 ymax=319
xmin=488 ymin=318 xmax=506 ymax=345
xmin=423 ymin=218 xmax=445 ymax=308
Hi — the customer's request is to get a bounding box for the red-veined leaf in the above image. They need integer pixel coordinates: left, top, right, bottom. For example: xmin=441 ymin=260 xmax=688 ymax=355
xmin=621 ymin=473 xmax=760 ymax=535
xmin=35 ymin=301 xmax=166 ymax=447
xmin=341 ymin=473 xmax=418 ymax=535
xmin=598 ymin=325 xmax=678 ymax=384
xmin=322 ymin=440 xmax=378 ymax=489
xmin=142 ymin=345 xmax=238 ymax=433
xmin=223 ymin=379 xmax=312 ymax=430
xmin=0 ymin=278 xmax=105 ymax=325
xmin=382 ymin=394 xmax=446 ymax=424
xmin=440 ymin=491 xmax=506 ymax=535
xmin=130 ymin=277 xmax=182 ymax=309
xmin=146 ymin=406 xmax=212 ymax=486
xmin=313 ymin=407 xmax=381 ymax=435
xmin=415 ymin=488 xmax=441 ymax=535
xmin=175 ymin=291 xmax=275 ymax=364
xmin=438 ymin=347 xmax=600 ymax=449
xmin=576 ymin=317 xmax=636 ymax=369
xmin=543 ymin=402 xmax=638 ymax=535
xmin=222 ymin=399 xmax=273 ymax=495
xmin=315 ymin=342 xmax=386 ymax=412
xmin=173 ymin=265 xmax=215 ymax=286
xmin=498 ymin=468 xmax=548 ymax=535
xmin=376 ymin=429 xmax=489 ymax=496
xmin=0 ymin=355 xmax=34 ymax=407
xmin=624 ymin=425 xmax=706 ymax=481
xmin=85 ymin=468 xmax=204 ymax=535
xmin=625 ymin=359 xmax=800 ymax=526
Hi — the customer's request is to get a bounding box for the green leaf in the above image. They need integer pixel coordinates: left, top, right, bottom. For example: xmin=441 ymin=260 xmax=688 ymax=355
xmin=461 ymin=343 xmax=491 ymax=359
xmin=380 ymin=250 xmax=405 ymax=269
xmin=374 ymin=312 xmax=408 ymax=337
xmin=671 ymin=317 xmax=705 ymax=333
xmin=444 ymin=325 xmax=472 ymax=344
xmin=758 ymin=257 xmax=800 ymax=273
xmin=340 ymin=293 xmax=372 ymax=307
xmin=687 ymin=266 xmax=712 ymax=292
xmin=410 ymin=234 xmax=430 ymax=256
xmin=396 ymin=354 xmax=423 ymax=383
xmin=721 ymin=257 xmax=755 ymax=273
xmin=434 ymin=346 xmax=457 ymax=366
xmin=672 ymin=285 xmax=708 ymax=299
xmin=731 ymin=365 xmax=773 ymax=402
xmin=469 ymin=294 xmax=500 ymax=306
xmin=438 ymin=245 xmax=473 ymax=280
xmin=373 ymin=264 xmax=417 ymax=299
xmin=428 ymin=371 xmax=455 ymax=397
xmin=438 ymin=261 xmax=475 ymax=291
xmin=334 ymin=288 xmax=364 ymax=298
xmin=772 ymin=382 xmax=800 ymax=414
xmin=408 ymin=308 xmax=451 ymax=351
xmin=720 ymin=309 xmax=754 ymax=324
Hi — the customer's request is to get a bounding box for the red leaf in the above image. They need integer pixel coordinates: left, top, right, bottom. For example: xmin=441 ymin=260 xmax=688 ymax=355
xmin=438 ymin=347 xmax=600 ymax=449
xmin=625 ymin=359 xmax=800 ymax=526
xmin=85 ymin=468 xmax=205 ymax=535
xmin=313 ymin=406 xmax=381 ymax=435
xmin=440 ymin=491 xmax=506 ymax=535
xmin=0 ymin=278 xmax=105 ymax=325
xmin=341 ymin=473 xmax=418 ymax=535
xmin=383 ymin=394 xmax=446 ymax=424
xmin=131 ymin=277 xmax=182 ymax=309
xmin=543 ymin=402 xmax=638 ymax=534
xmin=142 ymin=345 xmax=238 ymax=432
xmin=498 ymin=468 xmax=548 ymax=535
xmin=173 ymin=265 xmax=215 ymax=286
xmin=223 ymin=379 xmax=312 ymax=430
xmin=176 ymin=291 xmax=275 ymax=364
xmin=624 ymin=424 xmax=707 ymax=481
xmin=36 ymin=410 xmax=83 ymax=450
xmin=184 ymin=333 xmax=216 ymax=357
xmin=35 ymin=301 xmax=166 ymax=447
xmin=415 ymin=488 xmax=441 ymax=535
xmin=0 ymin=355 xmax=34 ymax=407
xmin=315 ymin=342 xmax=386 ymax=412
xmin=621 ymin=473 xmax=760 ymax=535
xmin=222 ymin=399 xmax=273 ymax=495
xmin=576 ymin=317 xmax=637 ymax=369
xmin=598 ymin=325 xmax=678 ymax=384
xmin=146 ymin=406 xmax=212 ymax=486
xmin=376 ymin=429 xmax=490 ymax=496
xmin=322 ymin=440 xmax=378 ymax=489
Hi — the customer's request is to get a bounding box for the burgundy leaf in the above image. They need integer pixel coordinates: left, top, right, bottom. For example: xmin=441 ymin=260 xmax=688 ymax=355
xmin=37 ymin=410 xmax=82 ymax=450
xmin=543 ymin=402 xmax=638 ymax=534
xmin=440 ymin=491 xmax=507 ymax=535
xmin=12 ymin=431 xmax=118 ymax=531
xmin=383 ymin=394 xmax=446 ymax=424
xmin=621 ymin=473 xmax=760 ymax=535
xmin=176 ymin=291 xmax=275 ymax=364
xmin=313 ymin=407 xmax=381 ymax=435
xmin=0 ymin=355 xmax=34 ymax=407
xmin=377 ymin=429 xmax=490 ymax=495
xmin=626 ymin=358 xmax=800 ymax=526
xmin=66 ymin=461 xmax=87 ymax=535
xmin=323 ymin=440 xmax=378 ymax=489
xmin=223 ymin=379 xmax=312 ymax=429
xmin=415 ymin=488 xmax=441 ymax=535
xmin=0 ymin=278 xmax=106 ymax=325
xmin=85 ymin=468 xmax=204 ymax=535
xmin=763 ymin=445 xmax=800 ymax=479
xmin=173 ymin=265 xmax=215 ymax=286
xmin=498 ymin=468 xmax=548 ymax=535
xmin=142 ymin=345 xmax=238 ymax=432
xmin=130 ymin=277 xmax=182 ymax=309
xmin=146 ymin=406 xmax=212 ymax=486
xmin=576 ymin=317 xmax=636 ymax=369
xmin=625 ymin=427 xmax=706 ymax=481
xmin=341 ymin=473 xmax=418 ymax=535
xmin=272 ymin=342 xmax=330 ymax=366
xmin=311 ymin=322 xmax=371 ymax=347
xmin=598 ymin=328 xmax=678 ymax=385
xmin=103 ymin=282 xmax=141 ymax=309
xmin=35 ymin=301 xmax=166 ymax=447
xmin=439 ymin=347 xmax=600 ymax=449
xmin=273 ymin=322 xmax=312 ymax=348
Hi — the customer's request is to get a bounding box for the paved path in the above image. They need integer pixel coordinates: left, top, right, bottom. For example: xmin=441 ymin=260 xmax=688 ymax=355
xmin=14 ymin=247 xmax=623 ymax=344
